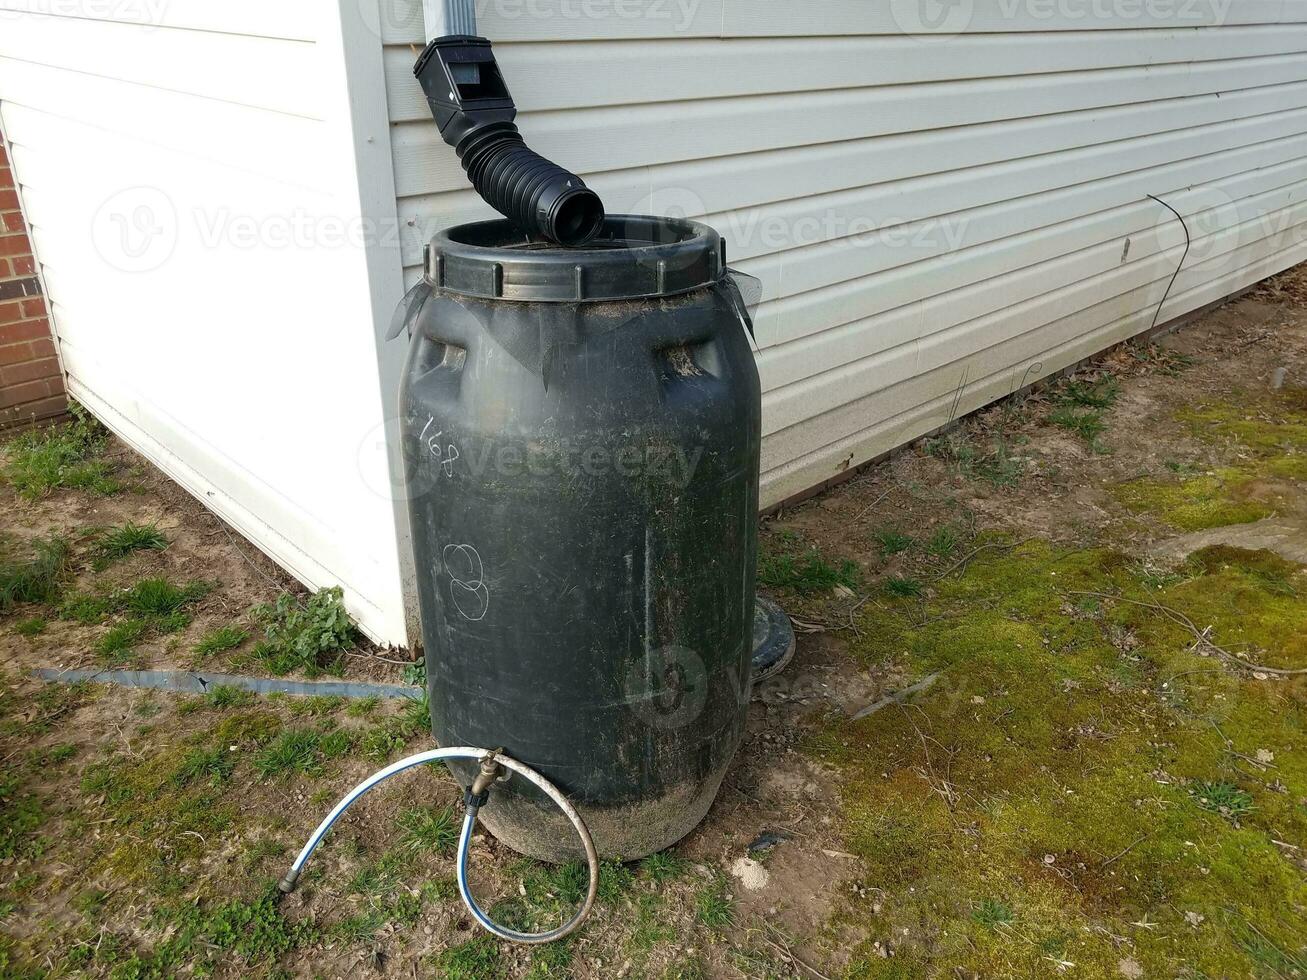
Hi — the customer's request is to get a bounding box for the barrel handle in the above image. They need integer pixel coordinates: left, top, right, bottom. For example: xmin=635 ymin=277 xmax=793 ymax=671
xmin=278 ymin=746 xmax=599 ymax=945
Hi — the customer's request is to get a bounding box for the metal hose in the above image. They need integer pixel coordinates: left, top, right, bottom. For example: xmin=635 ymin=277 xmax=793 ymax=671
xmin=279 ymin=746 xmax=598 ymax=945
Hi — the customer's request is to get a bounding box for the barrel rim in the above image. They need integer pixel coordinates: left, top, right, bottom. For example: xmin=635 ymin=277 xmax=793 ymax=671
xmin=425 ymin=214 xmax=727 ymax=303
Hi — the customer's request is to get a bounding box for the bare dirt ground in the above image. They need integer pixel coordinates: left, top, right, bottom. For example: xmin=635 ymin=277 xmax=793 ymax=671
xmin=3 ymin=270 xmax=1307 ymax=979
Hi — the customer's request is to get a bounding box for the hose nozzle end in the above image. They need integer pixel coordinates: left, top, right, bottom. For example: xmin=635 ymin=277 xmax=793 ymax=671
xmin=277 ymin=868 xmax=302 ymax=894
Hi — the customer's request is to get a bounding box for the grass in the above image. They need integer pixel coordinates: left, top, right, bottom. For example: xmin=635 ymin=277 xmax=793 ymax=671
xmin=884 ymin=575 xmax=924 ymax=597
xmin=121 ymin=577 xmax=210 ymax=617
xmin=397 ymin=805 xmax=457 ymax=855
xmin=1190 ymin=780 xmax=1255 ymax=820
xmin=2 ymin=403 xmax=117 ymax=498
xmin=1050 ymin=373 xmax=1119 ymax=451
xmin=1126 ymin=341 xmax=1196 ymax=375
xmin=694 ymin=874 xmax=735 ymax=929
xmin=13 ymin=617 xmax=46 ymax=636
xmin=290 ymin=694 xmax=344 ymax=717
xmin=250 ymin=588 xmax=355 ymax=676
xmin=0 ymin=773 xmax=42 ymax=861
xmin=357 ymin=696 xmax=430 ymax=764
xmin=174 ymin=745 xmax=237 ymax=787
xmin=346 ymin=695 xmax=380 ymax=717
xmin=75 ymin=577 xmax=211 ymax=662
xmin=640 ymin=851 xmax=688 ymax=884
xmin=95 ymin=521 xmax=167 ymax=566
xmin=758 ymin=548 xmax=858 ymax=593
xmin=873 ymin=527 xmax=913 ymax=557
xmin=433 ymin=937 xmax=503 ymax=979
xmin=0 ymin=534 xmax=69 ymax=612
xmin=59 ymin=591 xmax=115 ymax=624
xmin=194 ymin=624 xmax=248 ymax=656
xmin=96 ymin=618 xmax=148 ymax=661
xmin=1057 ymin=374 xmax=1119 ymax=410
xmin=926 ymin=431 xmax=1026 ymax=487
xmin=205 ymin=685 xmax=254 ymax=709
xmin=972 ymin=898 xmax=1014 ymax=929
xmin=1050 ymin=405 xmax=1109 ymax=445
xmin=925 ymin=527 xmax=960 ymax=558
xmin=253 ymin=726 xmax=353 ymax=779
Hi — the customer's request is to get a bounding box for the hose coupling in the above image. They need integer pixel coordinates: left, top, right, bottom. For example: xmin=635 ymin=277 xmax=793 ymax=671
xmin=277 ymin=867 xmax=302 ymax=894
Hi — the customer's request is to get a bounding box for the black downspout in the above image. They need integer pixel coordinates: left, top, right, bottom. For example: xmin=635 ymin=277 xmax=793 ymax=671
xmin=414 ymin=36 xmax=606 ymax=247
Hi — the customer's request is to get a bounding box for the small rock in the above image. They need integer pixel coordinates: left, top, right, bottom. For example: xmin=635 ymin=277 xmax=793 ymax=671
xmin=1184 ymin=911 xmax=1205 ymax=927
xmin=1118 ymin=957 xmax=1144 ymax=979
xmin=1256 ymin=749 xmax=1275 ymax=764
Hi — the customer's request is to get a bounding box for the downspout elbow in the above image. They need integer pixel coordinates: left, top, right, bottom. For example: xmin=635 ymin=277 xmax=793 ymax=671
xmin=414 ymin=36 xmax=605 ymax=247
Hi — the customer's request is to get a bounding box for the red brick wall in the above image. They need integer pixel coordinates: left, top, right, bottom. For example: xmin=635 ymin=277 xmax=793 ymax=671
xmin=0 ymin=122 xmax=65 ymax=429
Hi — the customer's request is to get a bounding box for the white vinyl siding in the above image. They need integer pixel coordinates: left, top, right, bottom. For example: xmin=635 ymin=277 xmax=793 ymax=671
xmin=379 ymin=1 xmax=1307 ymax=506
xmin=0 ymin=0 xmax=413 ymax=643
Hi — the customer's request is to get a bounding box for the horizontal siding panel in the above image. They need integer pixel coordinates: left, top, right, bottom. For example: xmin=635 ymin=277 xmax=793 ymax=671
xmin=705 ymin=112 xmax=1307 ymax=265
xmin=0 ymin=87 xmax=330 ymax=191
xmin=378 ymin=0 xmax=1307 ymax=44
xmin=761 ymin=191 xmax=1307 ymax=438
xmin=724 ymin=0 xmax=1307 ymax=37
xmin=756 ymin=161 xmax=1307 ymax=394
xmin=394 ymin=80 xmax=1307 ymax=269
xmin=0 ymin=0 xmax=317 ymax=40
xmin=385 ymin=26 xmax=1307 ymax=117
xmin=747 ymin=128 xmax=1307 ymax=347
xmin=760 ymin=235 xmax=1307 ymax=505
xmin=0 ymin=12 xmax=321 ymax=117
xmin=390 ymin=54 xmax=1307 ymax=197
xmin=745 ymin=128 xmax=1307 ymax=340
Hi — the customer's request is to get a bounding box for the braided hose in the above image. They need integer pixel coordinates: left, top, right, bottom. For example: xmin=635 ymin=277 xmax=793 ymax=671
xmin=279 ymin=747 xmax=598 ymax=945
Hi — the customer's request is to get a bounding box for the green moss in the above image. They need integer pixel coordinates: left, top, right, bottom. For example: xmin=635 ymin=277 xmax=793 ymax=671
xmin=818 ymin=541 xmax=1307 ymax=977
xmin=80 ymin=750 xmax=235 ymax=891
xmin=1179 ymin=395 xmax=1307 ymax=455
xmin=0 ymin=772 xmax=43 ymax=861
xmin=1112 ymin=470 xmax=1272 ymax=531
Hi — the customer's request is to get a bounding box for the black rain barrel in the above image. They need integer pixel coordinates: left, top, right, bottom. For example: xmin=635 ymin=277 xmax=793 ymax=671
xmin=398 ymin=215 xmax=762 ymax=862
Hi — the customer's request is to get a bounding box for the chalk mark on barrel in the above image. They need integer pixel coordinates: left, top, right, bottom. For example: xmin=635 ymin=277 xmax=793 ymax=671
xmin=443 ymin=542 xmax=489 ymax=621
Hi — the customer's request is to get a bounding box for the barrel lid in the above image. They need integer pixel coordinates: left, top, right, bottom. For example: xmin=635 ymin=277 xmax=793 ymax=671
xmin=426 ymin=214 xmax=727 ymax=303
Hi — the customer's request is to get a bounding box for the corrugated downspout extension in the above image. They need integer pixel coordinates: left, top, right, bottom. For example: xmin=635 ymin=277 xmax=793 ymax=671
xmin=414 ymin=36 xmax=605 ymax=247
